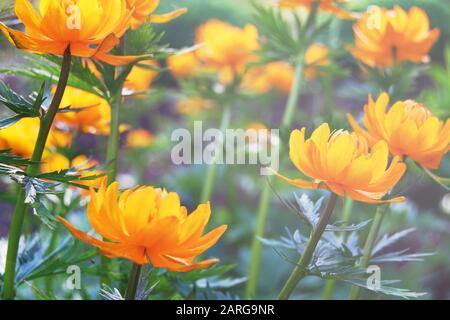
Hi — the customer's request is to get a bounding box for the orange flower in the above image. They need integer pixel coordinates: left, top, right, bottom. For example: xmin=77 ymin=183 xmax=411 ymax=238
xmin=58 ymin=181 xmax=227 ymax=271
xmin=277 ymin=0 xmax=353 ymax=19
xmin=40 ymin=152 xmax=70 ymax=173
xmin=351 ymin=5 xmax=440 ymax=68
xmin=123 ymin=60 xmax=159 ymax=94
xmin=167 ymin=51 xmax=200 ymax=79
xmin=55 ymin=86 xmax=111 ymax=135
xmin=176 ymin=97 xmax=215 ymax=115
xmin=41 ymin=153 xmax=104 ymax=194
xmin=305 ymin=43 xmax=330 ymax=79
xmin=0 ymin=117 xmax=70 ymax=159
xmin=71 ymin=155 xmax=104 ymax=191
xmin=272 ymin=123 xmax=406 ymax=203
xmin=0 ymin=0 xmax=137 ymax=65
xmin=348 ymin=93 xmax=450 ymax=169
xmin=241 ymin=61 xmax=294 ymax=94
xmin=126 ymin=0 xmax=187 ymax=29
xmin=195 ymin=19 xmax=260 ymax=84
xmin=126 ymin=129 xmax=154 ymax=148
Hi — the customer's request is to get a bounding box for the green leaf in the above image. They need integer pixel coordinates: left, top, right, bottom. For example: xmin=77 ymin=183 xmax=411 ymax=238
xmin=0 ymin=80 xmax=41 ymax=117
xmin=0 ymin=114 xmax=26 ymax=129
xmin=0 ymin=149 xmax=32 ymax=167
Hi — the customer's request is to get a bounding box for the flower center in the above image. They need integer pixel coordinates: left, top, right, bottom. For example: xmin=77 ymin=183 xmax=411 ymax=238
xmin=403 ymin=100 xmax=433 ymax=126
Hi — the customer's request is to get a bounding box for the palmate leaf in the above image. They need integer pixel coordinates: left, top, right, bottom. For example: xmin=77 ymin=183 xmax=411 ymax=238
xmin=371 ymin=228 xmax=416 ymax=255
xmin=342 ymin=278 xmax=426 ymax=300
xmin=262 ymin=195 xmax=433 ymax=299
xmin=0 ymin=80 xmax=43 ymax=118
xmin=253 ymin=3 xmax=301 ymax=62
xmin=100 ymin=285 xmax=124 ymax=301
xmin=125 ymin=22 xmax=167 ymax=56
xmin=15 ymin=235 xmax=96 ymax=285
xmin=0 ymin=55 xmax=107 ymax=99
xmin=0 ymin=149 xmax=33 ymax=167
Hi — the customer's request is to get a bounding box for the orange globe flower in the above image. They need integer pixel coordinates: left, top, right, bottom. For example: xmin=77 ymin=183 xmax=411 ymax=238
xmin=348 ymin=93 xmax=450 ymax=169
xmin=123 ymin=60 xmax=159 ymax=94
xmin=55 ymin=86 xmax=111 ymax=135
xmin=195 ymin=19 xmax=260 ymax=84
xmin=351 ymin=5 xmax=440 ymax=68
xmin=272 ymin=123 xmax=406 ymax=203
xmin=126 ymin=0 xmax=187 ymax=29
xmin=277 ymin=0 xmax=353 ymax=19
xmin=176 ymin=97 xmax=215 ymax=115
xmin=41 ymin=153 xmax=104 ymax=194
xmin=58 ymin=181 xmax=227 ymax=271
xmin=305 ymin=43 xmax=330 ymax=79
xmin=41 ymin=153 xmax=70 ymax=172
xmin=241 ymin=61 xmax=294 ymax=94
xmin=167 ymin=51 xmax=201 ymax=79
xmin=126 ymin=129 xmax=154 ymax=148
xmin=0 ymin=0 xmax=137 ymax=65
xmin=0 ymin=117 xmax=70 ymax=159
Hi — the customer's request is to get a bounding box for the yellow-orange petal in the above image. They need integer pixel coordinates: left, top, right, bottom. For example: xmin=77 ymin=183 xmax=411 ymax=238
xmin=150 ymin=8 xmax=188 ymax=24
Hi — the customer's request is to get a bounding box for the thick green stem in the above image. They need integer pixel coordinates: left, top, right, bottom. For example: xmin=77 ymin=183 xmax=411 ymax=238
xmin=105 ymin=91 xmax=122 ymax=185
xmin=101 ymin=81 xmax=124 ymax=289
xmin=278 ymin=193 xmax=338 ymax=300
xmin=322 ymin=197 xmax=353 ymax=299
xmin=2 ymin=47 xmax=72 ymax=300
xmin=245 ymin=55 xmax=305 ymax=299
xmin=200 ymin=106 xmax=231 ymax=203
xmin=125 ymin=263 xmax=142 ymax=300
xmin=348 ymin=204 xmax=388 ymax=300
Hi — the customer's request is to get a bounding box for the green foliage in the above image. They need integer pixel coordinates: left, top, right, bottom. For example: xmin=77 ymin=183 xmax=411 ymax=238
xmin=125 ymin=23 xmax=167 ymax=57
xmin=261 ymin=193 xmax=432 ymax=299
xmin=0 ymin=149 xmax=33 ymax=167
xmin=0 ymin=55 xmax=106 ymax=99
xmin=421 ymin=45 xmax=450 ymax=119
xmin=0 ymin=80 xmax=44 ymax=128
xmin=14 ymin=236 xmax=96 ymax=285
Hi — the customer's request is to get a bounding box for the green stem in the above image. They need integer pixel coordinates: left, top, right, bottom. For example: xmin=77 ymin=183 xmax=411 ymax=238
xmin=278 ymin=193 xmax=338 ymax=300
xmin=322 ymin=197 xmax=353 ymax=299
xmin=105 ymin=90 xmax=122 ymax=185
xmin=125 ymin=263 xmax=142 ymax=300
xmin=348 ymin=204 xmax=388 ymax=300
xmin=101 ymin=81 xmax=123 ymax=289
xmin=2 ymin=47 xmax=72 ymax=300
xmin=244 ymin=2 xmax=322 ymax=298
xmin=200 ymin=105 xmax=231 ymax=203
xmin=245 ymin=53 xmax=306 ymax=299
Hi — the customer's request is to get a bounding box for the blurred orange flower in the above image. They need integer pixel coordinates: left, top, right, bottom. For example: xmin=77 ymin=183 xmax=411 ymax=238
xmin=58 ymin=181 xmax=227 ymax=271
xmin=176 ymin=97 xmax=215 ymax=115
xmin=0 ymin=117 xmax=70 ymax=159
xmin=348 ymin=93 xmax=450 ymax=169
xmin=167 ymin=51 xmax=201 ymax=79
xmin=195 ymin=19 xmax=260 ymax=84
xmin=241 ymin=43 xmax=329 ymax=94
xmin=242 ymin=61 xmax=294 ymax=94
xmin=277 ymin=0 xmax=353 ymax=19
xmin=0 ymin=0 xmax=138 ymax=65
xmin=41 ymin=153 xmax=104 ymax=194
xmin=272 ymin=123 xmax=406 ymax=203
xmin=126 ymin=0 xmax=187 ymax=29
xmin=124 ymin=60 xmax=159 ymax=94
xmin=126 ymin=129 xmax=154 ymax=148
xmin=55 ymin=86 xmax=111 ymax=135
xmin=305 ymin=43 xmax=330 ymax=79
xmin=351 ymin=5 xmax=440 ymax=68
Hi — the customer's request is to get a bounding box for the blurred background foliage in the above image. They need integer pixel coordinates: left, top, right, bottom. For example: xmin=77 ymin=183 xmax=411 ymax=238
xmin=0 ymin=0 xmax=449 ymax=299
